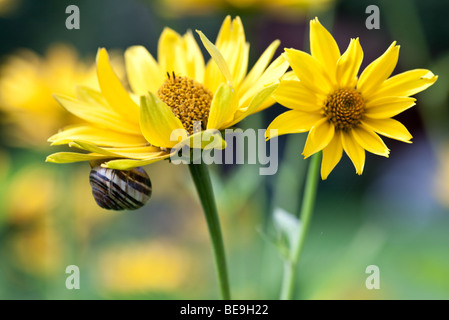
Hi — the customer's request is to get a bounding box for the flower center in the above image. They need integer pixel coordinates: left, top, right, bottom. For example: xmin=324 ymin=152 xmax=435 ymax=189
xmin=323 ymin=88 xmax=365 ymax=130
xmin=157 ymin=73 xmax=213 ymax=135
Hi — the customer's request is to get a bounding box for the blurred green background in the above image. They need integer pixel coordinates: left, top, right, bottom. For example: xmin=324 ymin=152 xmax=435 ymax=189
xmin=0 ymin=0 xmax=448 ymax=300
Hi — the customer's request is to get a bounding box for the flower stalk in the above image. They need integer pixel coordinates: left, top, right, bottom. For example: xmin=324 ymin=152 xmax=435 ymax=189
xmin=280 ymin=152 xmax=321 ymax=300
xmin=188 ymin=161 xmax=231 ymax=300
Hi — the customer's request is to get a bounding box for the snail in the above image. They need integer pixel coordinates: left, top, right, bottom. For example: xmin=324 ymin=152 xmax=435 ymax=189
xmin=89 ymin=165 xmax=152 ymax=211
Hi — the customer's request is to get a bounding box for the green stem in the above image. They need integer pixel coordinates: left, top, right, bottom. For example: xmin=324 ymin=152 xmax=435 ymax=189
xmin=280 ymin=152 xmax=321 ymax=300
xmin=188 ymin=162 xmax=231 ymax=300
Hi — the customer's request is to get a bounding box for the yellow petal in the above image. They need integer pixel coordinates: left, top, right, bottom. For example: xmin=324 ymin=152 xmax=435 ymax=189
xmin=75 ymin=86 xmax=108 ymax=106
xmin=273 ymin=80 xmax=321 ymax=112
xmin=357 ymin=42 xmax=400 ymax=98
xmin=302 ymin=118 xmax=335 ymax=158
xmin=125 ymin=45 xmax=164 ymax=95
xmin=364 ymin=96 xmax=416 ymax=119
xmin=53 ymin=94 xmax=139 ymax=134
xmin=69 ymin=141 xmax=118 ymax=157
xmin=253 ymin=96 xmax=277 ymax=114
xmin=280 ymin=70 xmax=298 ymax=81
xmin=102 ymin=153 xmax=171 ymax=170
xmin=204 ymin=63 xmax=225 ymax=94
xmin=351 ymin=126 xmax=389 ymax=157
xmin=341 ymin=131 xmax=365 ymax=175
xmin=197 ymin=30 xmax=232 ymax=83
xmin=248 ymin=83 xmax=279 ymax=114
xmin=336 ymin=38 xmax=363 ymax=88
xmin=233 ymin=42 xmax=249 ymax=87
xmin=214 ymin=17 xmax=247 ymax=86
xmin=102 ymin=148 xmax=163 ymax=160
xmin=102 ymin=146 xmax=159 ymax=153
xmin=158 ymin=28 xmax=183 ymax=74
xmin=373 ymin=69 xmax=438 ymax=98
xmin=310 ymin=17 xmax=341 ymax=81
xmin=252 ymin=95 xmax=277 ymax=113
xmin=229 ymin=17 xmax=245 ymax=47
xmin=239 ymin=40 xmax=280 ymax=94
xmin=256 ymin=52 xmax=289 ymax=87
xmin=266 ymin=110 xmax=322 ymax=140
xmin=215 ymin=15 xmax=232 ymax=49
xmin=321 ymin=133 xmax=343 ymax=180
xmin=97 ymin=48 xmax=140 ymax=123
xmin=284 ymin=49 xmax=333 ymax=95
xmin=217 ymin=17 xmax=246 ymax=78
xmin=361 ymin=118 xmax=412 ymax=143
xmin=238 ymin=54 xmax=289 ymax=109
xmin=230 ymin=83 xmax=278 ymax=127
xmin=178 ymin=130 xmax=226 ymax=150
xmin=140 ymin=93 xmax=187 ymax=148
xmin=49 ymin=125 xmax=147 ymax=147
xmin=207 ymin=83 xmax=238 ymax=130
xmin=46 ymin=152 xmax=110 ymax=163
xmin=69 ymin=141 xmax=162 ymax=161
xmin=183 ymin=30 xmax=205 ymax=83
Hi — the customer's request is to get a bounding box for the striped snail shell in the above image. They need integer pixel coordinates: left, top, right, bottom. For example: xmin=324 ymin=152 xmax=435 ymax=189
xmin=89 ymin=166 xmax=152 ymax=211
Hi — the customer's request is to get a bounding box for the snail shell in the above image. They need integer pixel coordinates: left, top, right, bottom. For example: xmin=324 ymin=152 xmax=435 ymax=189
xmin=89 ymin=166 xmax=152 ymax=211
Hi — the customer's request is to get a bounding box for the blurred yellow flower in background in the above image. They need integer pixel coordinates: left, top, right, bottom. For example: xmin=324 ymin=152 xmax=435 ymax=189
xmin=96 ymin=241 xmax=192 ymax=294
xmin=3 ymin=165 xmax=64 ymax=277
xmin=0 ymin=0 xmax=19 ymax=17
xmin=47 ymin=16 xmax=288 ymax=170
xmin=1 ymin=163 xmax=111 ymax=279
xmin=267 ymin=18 xmax=437 ymax=179
xmin=0 ymin=44 xmax=97 ymax=147
xmin=0 ymin=44 xmax=125 ymax=148
xmin=158 ymin=0 xmax=333 ymax=19
xmin=9 ymin=220 xmax=63 ymax=277
xmin=4 ymin=165 xmax=59 ymax=225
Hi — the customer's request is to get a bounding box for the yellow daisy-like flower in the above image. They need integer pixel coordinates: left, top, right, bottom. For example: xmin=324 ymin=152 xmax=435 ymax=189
xmin=47 ymin=16 xmax=288 ymax=169
xmin=267 ymin=18 xmax=437 ymax=179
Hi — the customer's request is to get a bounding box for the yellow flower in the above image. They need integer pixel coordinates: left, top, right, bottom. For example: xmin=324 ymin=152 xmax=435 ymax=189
xmin=0 ymin=44 xmax=97 ymax=147
xmin=0 ymin=0 xmax=19 ymax=17
xmin=4 ymin=165 xmax=58 ymax=225
xmin=2 ymin=162 xmax=109 ymax=243
xmin=96 ymin=241 xmax=192 ymax=293
xmin=9 ymin=220 xmax=63 ymax=277
xmin=267 ymin=18 xmax=438 ymax=179
xmin=47 ymin=16 xmax=288 ymax=169
xmin=158 ymin=0 xmax=333 ymax=18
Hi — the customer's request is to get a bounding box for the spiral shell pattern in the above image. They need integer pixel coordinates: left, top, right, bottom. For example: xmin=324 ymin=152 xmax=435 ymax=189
xmin=89 ymin=166 xmax=152 ymax=211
